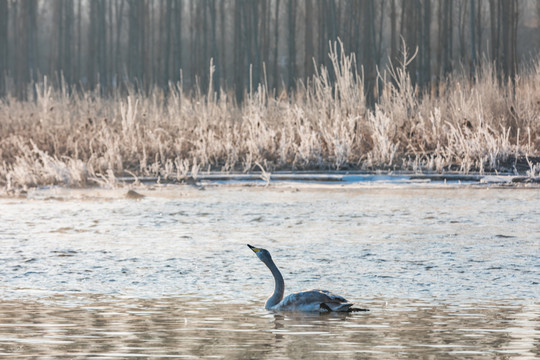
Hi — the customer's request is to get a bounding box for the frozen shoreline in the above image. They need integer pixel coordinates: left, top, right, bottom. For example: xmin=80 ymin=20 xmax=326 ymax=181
xmin=4 ymin=171 xmax=540 ymax=198
xmin=115 ymin=171 xmax=540 ymax=186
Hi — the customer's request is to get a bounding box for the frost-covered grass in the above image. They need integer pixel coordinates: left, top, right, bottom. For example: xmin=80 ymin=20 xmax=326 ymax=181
xmin=1 ymin=43 xmax=539 ymax=191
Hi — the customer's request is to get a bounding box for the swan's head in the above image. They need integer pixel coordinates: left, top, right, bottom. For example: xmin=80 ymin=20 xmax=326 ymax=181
xmin=247 ymin=244 xmax=273 ymax=263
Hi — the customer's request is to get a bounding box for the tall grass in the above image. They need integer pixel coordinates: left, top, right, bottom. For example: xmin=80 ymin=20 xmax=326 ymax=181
xmin=1 ymin=41 xmax=539 ymax=191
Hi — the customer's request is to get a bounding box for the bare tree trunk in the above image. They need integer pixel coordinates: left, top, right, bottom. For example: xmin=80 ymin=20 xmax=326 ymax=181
xmin=209 ymin=0 xmax=219 ymax=92
xmin=153 ymin=1 xmax=159 ymax=88
xmin=390 ymin=0 xmax=397 ymax=65
xmin=344 ymin=0 xmax=354 ymax=58
xmin=272 ymin=0 xmax=280 ymax=91
xmin=12 ymin=0 xmax=18 ymax=95
xmin=325 ymin=0 xmax=337 ymax=80
xmin=501 ymin=0 xmax=509 ymax=78
xmin=189 ymin=0 xmax=196 ymax=87
xmin=143 ymin=0 xmax=150 ymax=92
xmin=261 ymin=0 xmax=270 ymax=78
xmin=442 ymin=0 xmax=453 ymax=75
xmin=234 ymin=0 xmax=244 ymax=101
xmin=287 ymin=0 xmax=297 ymax=91
xmin=77 ymin=0 xmax=82 ymax=83
xmin=107 ymin=0 xmax=113 ymax=88
xmin=64 ymin=0 xmax=74 ymax=85
xmin=423 ymin=0 xmax=431 ymax=88
xmin=489 ymin=0 xmax=498 ymax=62
xmin=458 ymin=1 xmax=466 ymax=61
xmin=58 ymin=0 xmax=64 ymax=79
xmin=375 ymin=0 xmax=385 ymax=68
xmin=242 ymin=2 xmax=252 ymax=92
xmin=401 ymin=0 xmax=418 ymax=84
xmin=470 ymin=0 xmax=476 ymax=70
xmin=252 ymin=1 xmax=261 ymax=89
xmin=326 ymin=0 xmax=337 ymax=43
xmin=363 ymin=0 xmax=376 ymax=105
xmin=436 ymin=1 xmax=442 ymax=82
xmin=50 ymin=0 xmax=61 ymax=77
xmin=318 ymin=1 xmax=326 ymax=68
xmin=87 ymin=0 xmax=97 ymax=89
xmin=98 ymin=0 xmax=107 ymax=90
xmin=27 ymin=0 xmax=37 ymax=97
xmin=219 ymin=0 xmax=226 ymax=85
xmin=304 ymin=0 xmax=314 ymax=79
xmin=501 ymin=0 xmax=517 ymax=81
xmin=201 ymin=0 xmax=209 ymax=90
xmin=173 ymin=0 xmax=182 ymax=84
xmin=132 ymin=0 xmax=145 ymax=89
xmin=114 ymin=0 xmax=125 ymax=87
xmin=163 ymin=0 xmax=172 ymax=88
xmin=475 ymin=0 xmax=482 ymax=58
xmin=0 ymin=0 xmax=7 ymax=96
xmin=128 ymin=0 xmax=138 ymax=83
xmin=350 ymin=0 xmax=361 ymax=62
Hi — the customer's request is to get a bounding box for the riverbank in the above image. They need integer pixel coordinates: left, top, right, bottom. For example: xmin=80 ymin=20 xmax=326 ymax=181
xmin=1 ymin=46 xmax=539 ymax=191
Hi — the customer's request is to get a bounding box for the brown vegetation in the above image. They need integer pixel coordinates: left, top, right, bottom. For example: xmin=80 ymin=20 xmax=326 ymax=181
xmin=1 ymin=44 xmax=539 ymax=191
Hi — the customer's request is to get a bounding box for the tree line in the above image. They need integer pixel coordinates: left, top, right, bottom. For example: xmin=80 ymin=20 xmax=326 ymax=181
xmin=0 ymin=0 xmax=535 ymax=101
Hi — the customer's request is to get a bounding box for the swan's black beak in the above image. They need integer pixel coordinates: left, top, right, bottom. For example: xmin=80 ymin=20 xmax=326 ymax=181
xmin=247 ymin=244 xmax=260 ymax=253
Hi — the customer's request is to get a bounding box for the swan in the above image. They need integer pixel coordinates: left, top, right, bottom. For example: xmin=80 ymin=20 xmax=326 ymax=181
xmin=248 ymin=244 xmax=368 ymax=312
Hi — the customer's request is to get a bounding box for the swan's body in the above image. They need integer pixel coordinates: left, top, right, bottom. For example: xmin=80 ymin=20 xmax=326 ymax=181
xmin=247 ymin=244 xmax=367 ymax=312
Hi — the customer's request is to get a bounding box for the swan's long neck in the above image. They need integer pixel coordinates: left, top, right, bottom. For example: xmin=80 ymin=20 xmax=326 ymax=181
xmin=263 ymin=256 xmax=284 ymax=309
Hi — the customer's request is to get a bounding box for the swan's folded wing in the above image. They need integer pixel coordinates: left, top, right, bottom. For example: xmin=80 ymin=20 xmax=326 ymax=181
xmin=277 ymin=289 xmax=351 ymax=311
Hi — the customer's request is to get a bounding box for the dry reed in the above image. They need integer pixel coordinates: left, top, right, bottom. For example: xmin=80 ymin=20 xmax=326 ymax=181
xmin=1 ymin=42 xmax=539 ymax=191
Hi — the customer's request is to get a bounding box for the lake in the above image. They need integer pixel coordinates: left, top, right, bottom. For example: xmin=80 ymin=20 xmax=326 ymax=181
xmin=1 ymin=177 xmax=539 ymax=358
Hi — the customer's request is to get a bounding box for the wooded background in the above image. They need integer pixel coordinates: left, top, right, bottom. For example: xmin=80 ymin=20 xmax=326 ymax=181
xmin=0 ymin=0 xmax=537 ymax=101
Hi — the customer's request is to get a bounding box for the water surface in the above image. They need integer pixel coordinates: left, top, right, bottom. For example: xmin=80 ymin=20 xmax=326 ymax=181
xmin=0 ymin=297 xmax=538 ymax=359
xmin=1 ymin=181 xmax=539 ymax=358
